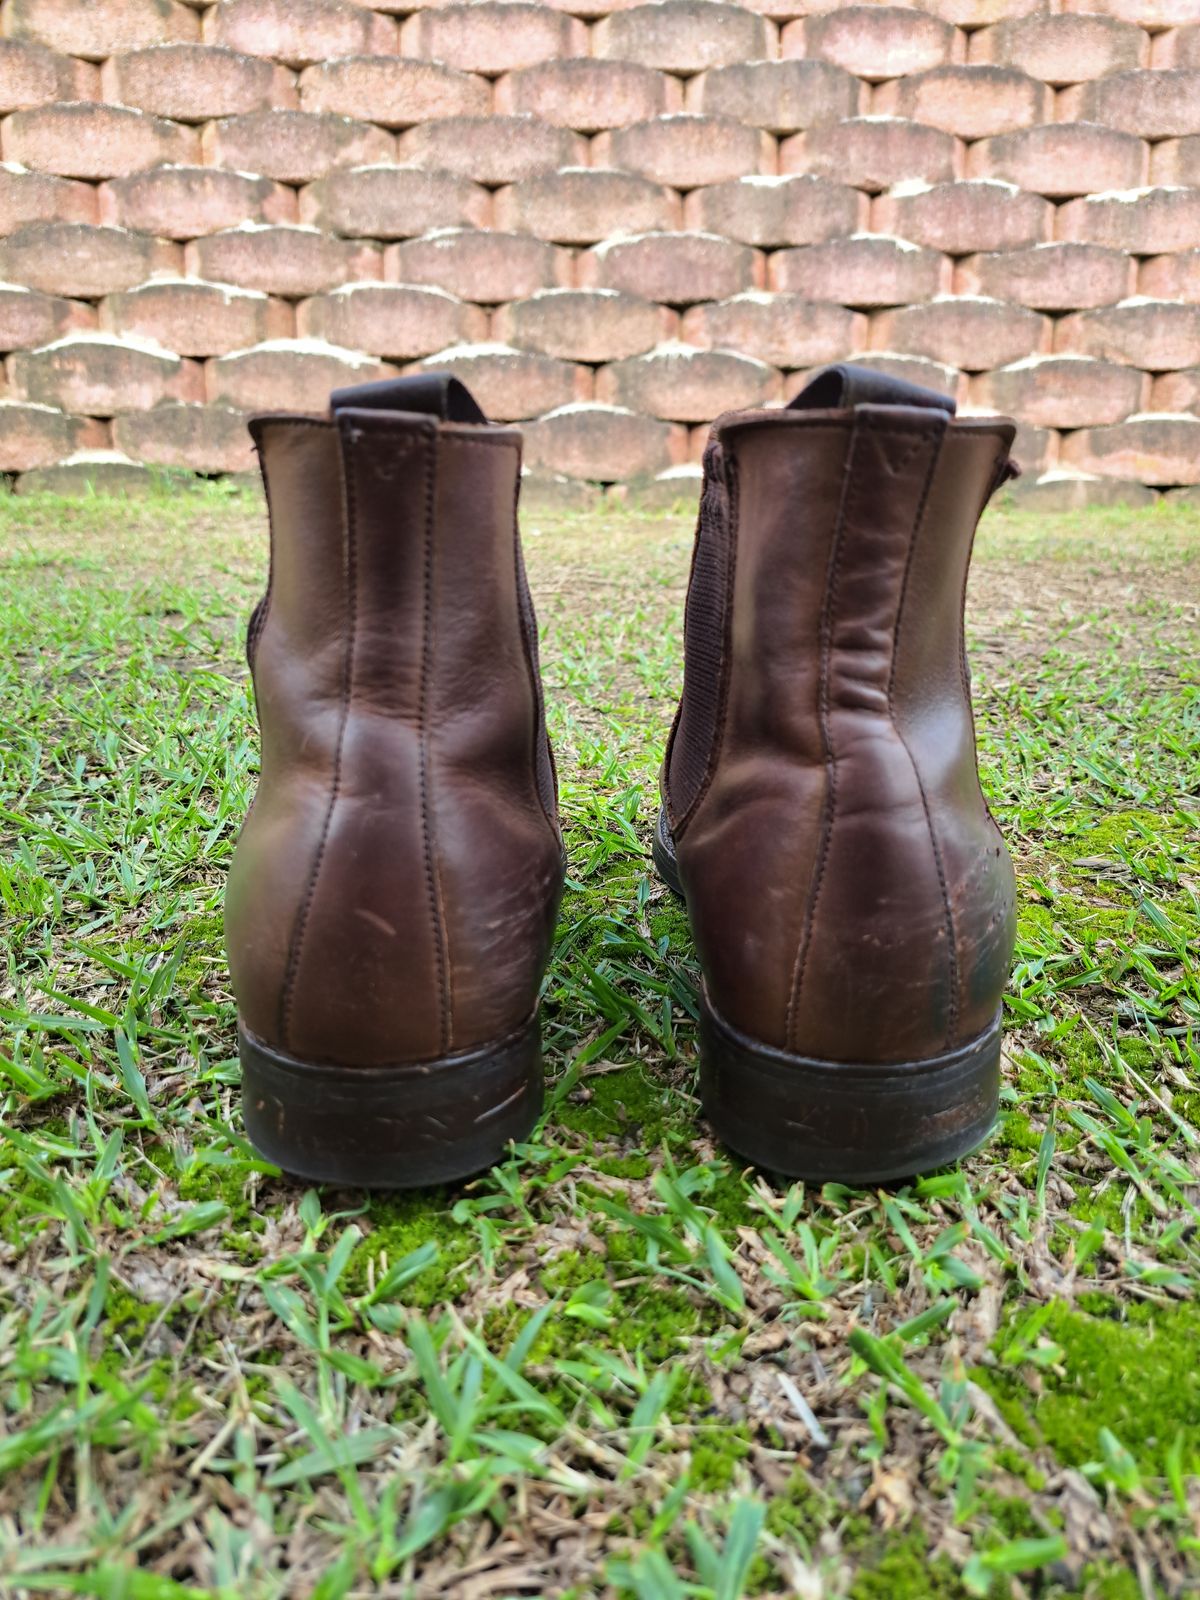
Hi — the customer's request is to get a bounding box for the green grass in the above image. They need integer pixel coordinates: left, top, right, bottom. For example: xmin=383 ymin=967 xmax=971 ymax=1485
xmin=1 ymin=485 xmax=1198 ymax=1599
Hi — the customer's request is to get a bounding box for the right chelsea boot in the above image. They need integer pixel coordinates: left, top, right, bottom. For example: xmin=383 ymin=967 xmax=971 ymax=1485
xmin=655 ymin=364 xmax=1020 ymax=1183
xmin=225 ymin=374 xmax=564 ymax=1187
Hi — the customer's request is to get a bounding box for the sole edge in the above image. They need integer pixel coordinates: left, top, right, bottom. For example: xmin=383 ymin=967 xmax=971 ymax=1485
xmin=239 ymin=1017 xmax=543 ymax=1188
xmin=700 ymin=1002 xmax=1003 ymax=1185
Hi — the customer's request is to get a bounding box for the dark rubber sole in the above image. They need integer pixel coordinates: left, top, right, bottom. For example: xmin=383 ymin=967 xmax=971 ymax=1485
xmin=653 ymin=804 xmax=1000 ymax=1183
xmin=699 ymin=1002 xmax=1000 ymax=1183
xmin=239 ymin=1017 xmax=542 ymax=1188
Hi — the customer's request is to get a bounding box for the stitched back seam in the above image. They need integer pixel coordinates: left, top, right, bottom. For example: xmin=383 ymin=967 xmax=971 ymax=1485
xmin=784 ymin=418 xmax=859 ymax=1053
xmin=888 ymin=423 xmax=961 ymax=1051
xmin=511 ymin=445 xmax=562 ymax=844
xmin=418 ymin=433 xmax=453 ymax=1056
xmin=277 ymin=421 xmax=356 ymax=1051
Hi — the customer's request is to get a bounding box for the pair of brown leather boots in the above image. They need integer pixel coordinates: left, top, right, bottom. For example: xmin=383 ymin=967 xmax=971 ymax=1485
xmin=225 ymin=363 xmax=1019 ymax=1190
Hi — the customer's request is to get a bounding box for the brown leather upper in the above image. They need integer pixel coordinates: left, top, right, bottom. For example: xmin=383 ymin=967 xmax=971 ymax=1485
xmin=225 ymin=382 xmax=563 ymax=1067
xmin=664 ymin=373 xmax=1017 ymax=1065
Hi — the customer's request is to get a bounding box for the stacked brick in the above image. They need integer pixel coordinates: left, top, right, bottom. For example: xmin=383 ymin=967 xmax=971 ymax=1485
xmin=0 ymin=0 xmax=1197 ymax=500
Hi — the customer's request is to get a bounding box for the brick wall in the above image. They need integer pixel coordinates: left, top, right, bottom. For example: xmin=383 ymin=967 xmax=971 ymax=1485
xmin=1 ymin=0 xmax=1199 ymax=502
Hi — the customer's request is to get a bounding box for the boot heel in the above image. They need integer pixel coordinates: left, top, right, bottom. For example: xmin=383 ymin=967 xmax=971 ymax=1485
xmin=699 ymin=1002 xmax=1002 ymax=1185
xmin=239 ymin=1017 xmax=543 ymax=1188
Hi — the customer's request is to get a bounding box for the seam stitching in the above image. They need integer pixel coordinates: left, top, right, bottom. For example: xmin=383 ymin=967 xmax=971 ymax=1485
xmin=418 ymin=433 xmax=453 ymax=1056
xmin=890 ymin=422 xmax=961 ymax=1050
xmin=509 ymin=442 xmax=561 ymax=844
xmin=784 ymin=416 xmax=860 ymax=1053
xmin=277 ymin=423 xmax=356 ymax=1051
xmin=964 ymin=448 xmax=1012 ymax=845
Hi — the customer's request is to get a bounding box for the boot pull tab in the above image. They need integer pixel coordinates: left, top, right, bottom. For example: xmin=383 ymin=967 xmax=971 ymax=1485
xmin=329 ymin=372 xmax=488 ymax=424
xmin=787 ymin=361 xmax=957 ymax=417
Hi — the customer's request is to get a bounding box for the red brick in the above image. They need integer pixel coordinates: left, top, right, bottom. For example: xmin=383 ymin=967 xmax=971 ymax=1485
xmin=495 ymin=169 xmax=678 ymax=246
xmin=0 ymin=39 xmax=94 ymax=111
xmin=1056 ymin=300 xmax=1200 ymax=372
xmin=872 ymin=297 xmax=1049 ymax=372
xmin=619 ymin=465 xmax=706 ymax=513
xmin=1008 ymin=470 xmax=1156 ymax=511
xmin=682 ymin=293 xmax=865 ymax=369
xmin=300 ymin=165 xmax=489 ymax=240
xmin=856 ymin=352 xmax=961 ymax=401
xmin=578 ymin=231 xmax=761 ymax=305
xmin=737 ymin=0 xmax=813 ymax=13
xmin=299 ymin=57 xmax=486 ymax=127
xmin=688 ymin=59 xmax=862 ymax=132
xmin=685 ymin=174 xmax=864 ymax=248
xmin=594 ymin=116 xmax=774 ymax=190
xmin=0 ymin=165 xmax=96 ymax=233
xmin=1150 ymin=137 xmax=1200 ymax=187
xmin=909 ymin=0 xmax=1048 ymax=20
xmin=786 ymin=7 xmax=957 ymax=83
xmin=494 ymin=289 xmax=673 ymax=362
xmin=207 ymin=340 xmax=395 ymax=411
xmin=594 ymin=1 xmax=770 ymax=73
xmin=396 ymin=117 xmax=586 ymax=186
xmin=874 ymin=67 xmax=1051 ymax=138
xmin=1003 ymin=420 xmax=1056 ymax=473
xmin=537 ymin=0 xmax=655 ymax=12
xmin=1061 ymin=0 xmax=1197 ymax=26
xmin=1153 ymin=28 xmax=1200 ymax=71
xmin=967 ymin=124 xmax=1148 ymax=199
xmin=411 ymin=344 xmax=587 ymax=420
xmin=969 ymin=14 xmax=1147 ymax=84
xmin=2 ymin=103 xmax=198 ymax=179
xmin=0 ymin=223 xmax=180 ymax=297
xmin=1059 ymin=417 xmax=1200 ymax=486
xmin=99 ymin=167 xmax=295 ymax=240
xmin=15 ymin=455 xmax=161 ymax=496
xmin=1150 ymin=368 xmax=1200 ymax=412
xmin=770 ymin=234 xmax=950 ymax=306
xmin=873 ymin=179 xmax=1052 ymax=254
xmin=969 ymin=356 xmax=1145 ymax=429
xmin=102 ymin=279 xmax=292 ymax=356
xmin=524 ymin=402 xmax=682 ymax=482
xmin=9 ymin=334 xmax=204 ymax=415
xmin=205 ymin=0 xmax=396 ymax=67
xmin=0 ymin=283 xmax=92 ymax=348
xmin=1140 ymin=249 xmax=1200 ymax=302
xmin=187 ymin=227 xmax=381 ymax=299
xmin=386 ymin=229 xmax=570 ymax=304
xmin=3 ymin=0 xmax=197 ymax=59
xmin=956 ymin=243 xmax=1135 ymax=311
xmin=1062 ymin=71 xmax=1200 ymax=139
xmin=1057 ymin=188 xmax=1200 ymax=255
xmin=517 ymin=474 xmax=600 ymax=512
xmin=203 ymin=111 xmax=393 ymax=186
xmin=495 ymin=60 xmax=681 ymax=132
xmin=113 ymin=403 xmax=255 ymax=474
xmin=783 ymin=117 xmax=958 ymax=194
xmin=596 ymin=345 xmax=780 ymax=423
xmin=101 ymin=46 xmax=294 ymax=121
xmin=400 ymin=4 xmax=586 ymax=74
xmin=298 ymin=283 xmax=486 ymax=359
xmin=0 ymin=399 xmax=106 ymax=470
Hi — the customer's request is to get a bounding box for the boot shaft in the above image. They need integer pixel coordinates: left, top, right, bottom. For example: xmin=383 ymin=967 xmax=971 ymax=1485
xmin=227 ymin=380 xmax=562 ymax=1073
xmin=666 ymin=371 xmax=1017 ymax=1066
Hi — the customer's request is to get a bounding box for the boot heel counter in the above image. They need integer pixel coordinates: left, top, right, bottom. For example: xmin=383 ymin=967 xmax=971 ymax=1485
xmin=785 ymin=753 xmax=1017 ymax=1065
xmin=224 ymin=797 xmax=315 ymax=1053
